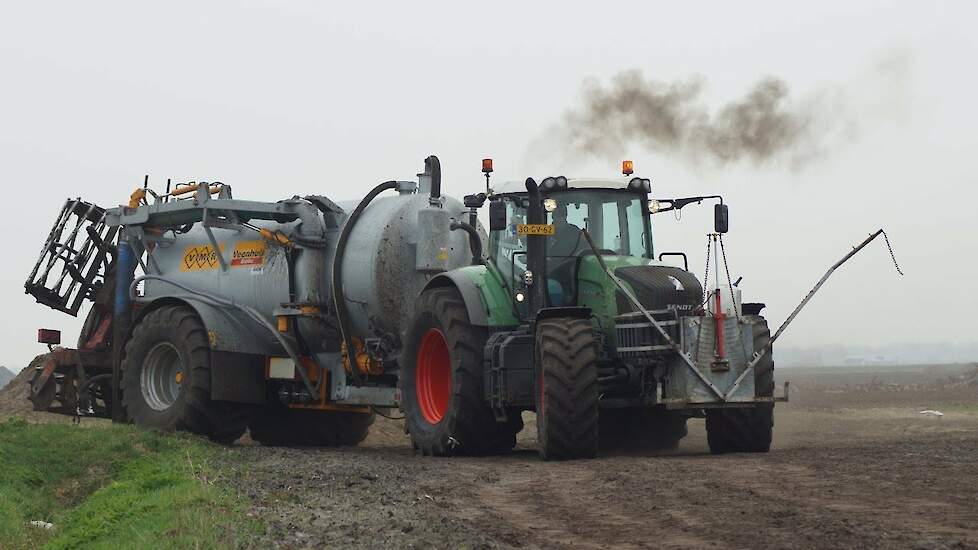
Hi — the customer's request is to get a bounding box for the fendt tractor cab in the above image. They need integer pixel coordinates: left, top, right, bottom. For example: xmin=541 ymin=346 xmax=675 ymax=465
xmin=401 ymin=159 xmax=785 ymax=459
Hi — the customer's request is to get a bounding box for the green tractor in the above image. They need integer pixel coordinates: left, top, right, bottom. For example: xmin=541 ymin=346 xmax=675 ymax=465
xmin=401 ymin=162 xmax=782 ymax=460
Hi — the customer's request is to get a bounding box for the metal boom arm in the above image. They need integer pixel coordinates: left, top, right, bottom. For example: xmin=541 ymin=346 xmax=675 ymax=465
xmin=725 ymin=228 xmax=901 ymax=399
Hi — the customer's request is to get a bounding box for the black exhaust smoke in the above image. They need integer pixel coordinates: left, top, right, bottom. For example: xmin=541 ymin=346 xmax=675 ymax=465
xmin=559 ymin=72 xmax=819 ymax=167
xmin=545 ymin=52 xmax=909 ymax=169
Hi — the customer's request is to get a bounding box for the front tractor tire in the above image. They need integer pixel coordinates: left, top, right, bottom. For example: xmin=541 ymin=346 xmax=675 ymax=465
xmin=401 ymin=288 xmax=522 ymax=456
xmin=121 ymin=305 xmax=252 ymax=444
xmin=705 ymin=316 xmax=775 ymax=454
xmin=536 ymin=318 xmax=600 ymax=460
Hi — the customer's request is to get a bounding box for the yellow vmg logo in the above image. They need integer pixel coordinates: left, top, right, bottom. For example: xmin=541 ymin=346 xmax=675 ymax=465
xmin=180 ymin=240 xmax=266 ymax=272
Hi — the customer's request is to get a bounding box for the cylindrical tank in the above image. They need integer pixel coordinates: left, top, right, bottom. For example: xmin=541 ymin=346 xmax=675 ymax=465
xmin=339 ymin=192 xmax=474 ymax=342
xmin=143 ymin=187 xmax=477 ymax=353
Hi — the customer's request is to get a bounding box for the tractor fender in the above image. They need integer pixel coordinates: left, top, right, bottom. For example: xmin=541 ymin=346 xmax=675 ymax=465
xmin=421 ymin=272 xmax=489 ymax=326
xmin=132 ymin=296 xmax=286 ymax=357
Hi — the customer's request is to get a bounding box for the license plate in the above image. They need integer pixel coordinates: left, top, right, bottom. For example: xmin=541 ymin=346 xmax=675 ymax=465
xmin=517 ymin=223 xmax=555 ymax=235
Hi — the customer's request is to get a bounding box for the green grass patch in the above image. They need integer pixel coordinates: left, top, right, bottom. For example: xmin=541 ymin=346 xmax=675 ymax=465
xmin=0 ymin=418 xmax=260 ymax=549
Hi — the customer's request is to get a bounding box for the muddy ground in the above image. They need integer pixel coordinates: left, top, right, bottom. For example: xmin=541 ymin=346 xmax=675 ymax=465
xmin=3 ymin=363 xmax=977 ymax=549
xmin=227 ymin=364 xmax=978 ymax=549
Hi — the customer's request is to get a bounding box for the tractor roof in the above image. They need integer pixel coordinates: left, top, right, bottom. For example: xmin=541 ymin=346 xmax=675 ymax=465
xmin=491 ymin=177 xmax=638 ymax=195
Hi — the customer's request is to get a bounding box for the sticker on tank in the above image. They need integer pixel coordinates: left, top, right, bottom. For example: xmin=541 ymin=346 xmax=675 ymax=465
xmin=230 ymin=240 xmax=266 ymax=267
xmin=180 ymin=240 xmax=266 ymax=271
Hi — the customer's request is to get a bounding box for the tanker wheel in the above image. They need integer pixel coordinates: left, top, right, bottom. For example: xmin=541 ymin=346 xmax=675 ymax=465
xmin=536 ymin=317 xmax=599 ymax=460
xmin=249 ymin=402 xmax=374 ymax=447
xmin=599 ymin=408 xmax=688 ymax=453
xmin=705 ymin=316 xmax=775 ymax=454
xmin=27 ymin=354 xmax=57 ymax=411
xmin=401 ymin=287 xmax=522 ymax=456
xmin=120 ymin=305 xmax=253 ymax=444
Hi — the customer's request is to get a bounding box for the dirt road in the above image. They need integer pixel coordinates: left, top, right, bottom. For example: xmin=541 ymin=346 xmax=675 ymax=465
xmin=3 ymin=364 xmax=976 ymax=548
xmin=229 ymin=365 xmax=978 ymax=549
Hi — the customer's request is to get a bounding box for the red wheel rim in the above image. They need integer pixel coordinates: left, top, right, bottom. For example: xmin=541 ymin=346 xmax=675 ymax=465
xmin=416 ymin=328 xmax=451 ymax=424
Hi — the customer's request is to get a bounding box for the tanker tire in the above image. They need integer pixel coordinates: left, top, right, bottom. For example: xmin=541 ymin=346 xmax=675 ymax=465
xmin=401 ymin=288 xmax=522 ymax=456
xmin=599 ymin=409 xmax=688 ymax=453
xmin=705 ymin=316 xmax=775 ymax=454
xmin=120 ymin=306 xmax=252 ymax=444
xmin=249 ymin=403 xmax=374 ymax=447
xmin=536 ymin=318 xmax=599 ymax=460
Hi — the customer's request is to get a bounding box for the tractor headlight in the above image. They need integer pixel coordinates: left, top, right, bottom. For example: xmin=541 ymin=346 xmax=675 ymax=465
xmin=515 ymin=291 xmax=526 ymax=303
xmin=555 ymin=176 xmax=568 ymax=189
xmin=541 ymin=177 xmax=557 ymax=191
xmin=543 ymin=198 xmax=557 ymax=212
xmin=649 ymin=200 xmax=660 ymax=214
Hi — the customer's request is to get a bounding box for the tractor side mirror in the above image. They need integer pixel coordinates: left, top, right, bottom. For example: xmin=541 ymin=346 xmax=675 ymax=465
xmin=714 ymin=204 xmax=729 ymax=234
xmin=489 ymin=200 xmax=507 ymax=231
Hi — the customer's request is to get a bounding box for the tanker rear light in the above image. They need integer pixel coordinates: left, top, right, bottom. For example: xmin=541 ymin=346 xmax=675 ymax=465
xmin=37 ymin=329 xmax=61 ymax=345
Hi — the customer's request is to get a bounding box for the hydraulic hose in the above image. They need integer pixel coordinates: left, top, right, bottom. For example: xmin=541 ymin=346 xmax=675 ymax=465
xmin=450 ymin=221 xmax=484 ymax=265
xmin=291 ymin=234 xmax=330 ymax=248
xmin=331 ymin=180 xmax=399 ymax=385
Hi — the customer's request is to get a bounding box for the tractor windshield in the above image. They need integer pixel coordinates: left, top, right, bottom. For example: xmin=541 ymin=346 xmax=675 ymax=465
xmin=488 ymin=190 xmax=651 ymax=307
xmin=542 ymin=190 xmax=651 ymax=258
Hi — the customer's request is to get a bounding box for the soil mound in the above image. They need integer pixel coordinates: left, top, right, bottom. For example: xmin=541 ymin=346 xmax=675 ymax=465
xmin=0 ymin=362 xmax=33 ymax=414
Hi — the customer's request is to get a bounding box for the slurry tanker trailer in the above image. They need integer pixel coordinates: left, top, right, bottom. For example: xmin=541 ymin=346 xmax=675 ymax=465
xmin=23 ymin=156 xmax=899 ymax=459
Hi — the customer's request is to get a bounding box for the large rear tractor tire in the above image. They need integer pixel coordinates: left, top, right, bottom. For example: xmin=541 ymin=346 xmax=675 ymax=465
xmin=249 ymin=402 xmax=374 ymax=447
xmin=599 ymin=408 xmax=688 ymax=453
xmin=536 ymin=318 xmax=599 ymax=460
xmin=401 ymin=288 xmax=522 ymax=456
xmin=120 ymin=305 xmax=253 ymax=444
xmin=705 ymin=316 xmax=775 ymax=454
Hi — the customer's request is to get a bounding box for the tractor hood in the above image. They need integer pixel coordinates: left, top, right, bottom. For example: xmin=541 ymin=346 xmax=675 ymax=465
xmin=614 ymin=264 xmax=703 ymax=315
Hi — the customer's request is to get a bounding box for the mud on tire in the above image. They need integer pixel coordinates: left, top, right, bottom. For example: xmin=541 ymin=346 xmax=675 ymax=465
xmin=121 ymin=305 xmax=252 ymax=443
xmin=705 ymin=316 xmax=774 ymax=454
xmin=401 ymin=287 xmax=522 ymax=456
xmin=536 ymin=317 xmax=599 ymax=460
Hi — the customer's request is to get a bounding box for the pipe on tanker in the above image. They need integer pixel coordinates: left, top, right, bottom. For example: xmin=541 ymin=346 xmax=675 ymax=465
xmin=425 ymin=155 xmax=441 ymax=201
xmin=450 ymin=221 xmax=484 ymax=266
xmin=331 ymin=179 xmax=399 ymax=385
xmin=111 ymin=237 xmax=136 ymax=423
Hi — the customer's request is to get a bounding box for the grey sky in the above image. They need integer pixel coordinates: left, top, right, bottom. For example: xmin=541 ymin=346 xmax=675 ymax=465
xmin=1 ymin=1 xmax=975 ymax=370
